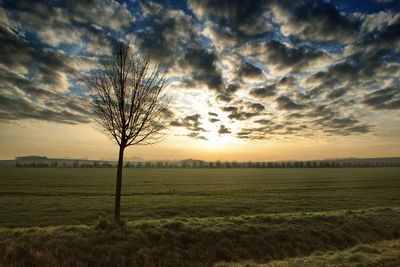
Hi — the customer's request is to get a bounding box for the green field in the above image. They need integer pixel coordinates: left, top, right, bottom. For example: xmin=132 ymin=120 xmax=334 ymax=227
xmin=0 ymin=167 xmax=400 ymax=266
xmin=216 ymin=239 xmax=400 ymax=267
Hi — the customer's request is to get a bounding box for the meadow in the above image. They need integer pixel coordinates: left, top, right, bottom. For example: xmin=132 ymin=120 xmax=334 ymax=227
xmin=0 ymin=167 xmax=399 ymax=266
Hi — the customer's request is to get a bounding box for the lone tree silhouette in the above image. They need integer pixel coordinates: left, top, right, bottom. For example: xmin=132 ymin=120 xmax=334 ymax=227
xmin=86 ymin=40 xmax=171 ymax=223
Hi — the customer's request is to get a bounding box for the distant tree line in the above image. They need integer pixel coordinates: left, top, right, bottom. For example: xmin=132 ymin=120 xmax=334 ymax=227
xmin=15 ymin=159 xmax=400 ymax=168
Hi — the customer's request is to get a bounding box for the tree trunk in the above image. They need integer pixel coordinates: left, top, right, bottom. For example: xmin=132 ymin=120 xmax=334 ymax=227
xmin=114 ymin=145 xmax=125 ymax=223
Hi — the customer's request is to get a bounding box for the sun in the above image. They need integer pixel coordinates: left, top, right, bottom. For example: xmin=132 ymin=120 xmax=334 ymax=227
xmin=201 ymin=129 xmax=234 ymax=150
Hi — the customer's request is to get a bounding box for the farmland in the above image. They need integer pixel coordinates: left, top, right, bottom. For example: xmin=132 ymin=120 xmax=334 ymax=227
xmin=0 ymin=167 xmax=400 ymax=266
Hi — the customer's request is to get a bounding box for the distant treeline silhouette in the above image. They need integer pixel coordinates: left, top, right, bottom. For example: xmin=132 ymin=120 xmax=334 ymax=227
xmin=13 ymin=156 xmax=400 ymax=168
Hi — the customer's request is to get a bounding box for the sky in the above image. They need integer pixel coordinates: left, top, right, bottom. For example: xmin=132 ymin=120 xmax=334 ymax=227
xmin=0 ymin=0 xmax=399 ymax=161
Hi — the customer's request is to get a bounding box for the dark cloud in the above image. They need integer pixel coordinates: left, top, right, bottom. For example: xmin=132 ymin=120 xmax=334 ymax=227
xmin=179 ymin=46 xmax=224 ymax=92
xmin=230 ymin=112 xmax=256 ymax=121
xmin=209 ymin=118 xmax=220 ymax=123
xmin=235 ymin=108 xmax=371 ymax=140
xmin=295 ymin=86 xmax=324 ymax=101
xmin=274 ymin=0 xmax=362 ymax=43
xmin=325 ymin=117 xmax=359 ymax=128
xmin=0 ymin=91 xmax=90 ymax=124
xmin=187 ymin=132 xmax=208 ymax=140
xmin=276 ymin=96 xmax=307 ymax=110
xmin=226 ymin=84 xmax=240 ymax=94
xmin=170 ymin=113 xmax=208 ymax=139
xmin=218 ymin=125 xmax=231 ymax=134
xmin=215 ymin=83 xmax=240 ymax=104
xmin=0 ymin=27 xmax=79 ymax=84
xmin=320 ymin=121 xmax=371 ymax=136
xmin=249 ymin=85 xmax=276 ymax=98
xmin=250 ymin=76 xmax=297 ymax=100
xmin=236 ymin=123 xmax=287 ymax=140
xmin=362 ymin=87 xmax=400 ymax=109
xmin=65 ymin=0 xmax=133 ymax=30
xmin=0 ymin=25 xmax=92 ymax=124
xmin=189 ymin=0 xmax=273 ymax=40
xmin=222 ymin=106 xmax=238 ymax=113
xmin=306 ymin=49 xmax=400 ymax=94
xmin=235 ymin=60 xmax=263 ymax=80
xmin=170 ymin=120 xmax=183 ymax=127
xmin=137 ymin=1 xmax=197 ymax=64
xmin=306 ymin=105 xmax=335 ymax=119
xmin=326 ymin=87 xmax=349 ymax=100
xmin=3 ymin=0 xmax=130 ymax=54
xmin=160 ymin=107 xmax=175 ymax=119
xmin=354 ymin=14 xmax=400 ymax=53
xmin=208 ymin=112 xmax=220 ymax=123
xmin=216 ymin=94 xmax=233 ymax=103
xmin=249 ymin=103 xmax=265 ymax=112
xmin=254 ymin=119 xmax=270 ymax=125
xmin=228 ymin=112 xmax=258 ymax=120
xmin=244 ymin=40 xmax=329 ymax=73
xmin=277 ymin=76 xmax=297 ymax=87
xmin=302 ymin=105 xmax=372 ymax=136
xmin=222 ymin=103 xmax=260 ymax=121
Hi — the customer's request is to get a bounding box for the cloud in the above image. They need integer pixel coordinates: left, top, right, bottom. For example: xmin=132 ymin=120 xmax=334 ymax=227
xmin=352 ymin=13 xmax=400 ymax=53
xmin=362 ymin=87 xmax=400 ymax=110
xmin=250 ymin=76 xmax=297 ymax=99
xmin=179 ymin=46 xmax=224 ymax=92
xmin=272 ymin=0 xmax=361 ymax=43
xmin=65 ymin=0 xmax=133 ymax=30
xmin=315 ymin=117 xmax=372 ymax=136
xmin=235 ymin=60 xmax=264 ymax=81
xmin=235 ymin=105 xmax=372 ymax=140
xmin=208 ymin=112 xmax=220 ymax=122
xmin=306 ymin=49 xmax=400 ymax=91
xmin=0 ymin=28 xmax=84 ymax=90
xmin=236 ymin=122 xmax=288 ymax=140
xmin=137 ymin=1 xmax=197 ymax=64
xmin=361 ymin=11 xmax=398 ymax=33
xmin=187 ymin=132 xmax=208 ymax=140
xmin=202 ymin=22 xmax=238 ymax=51
xmin=0 ymin=24 xmax=92 ymax=124
xmin=0 ymin=87 xmax=90 ymax=124
xmin=4 ymin=0 xmax=132 ymax=53
xmin=324 ymin=87 xmax=348 ymax=100
xmin=0 ymin=0 xmax=398 ymax=141
xmin=170 ymin=113 xmax=208 ymax=139
xmin=275 ymin=96 xmax=307 ymax=110
xmin=208 ymin=112 xmax=218 ymax=117
xmin=189 ymin=0 xmax=273 ymax=40
xmin=218 ymin=125 xmax=231 ymax=134
xmin=254 ymin=119 xmax=270 ymax=125
xmin=250 ymin=85 xmax=276 ymax=98
xmin=249 ymin=103 xmax=265 ymax=112
xmin=216 ymin=94 xmax=233 ymax=103
xmin=214 ymin=83 xmax=241 ymax=104
xmin=221 ymin=102 xmax=261 ymax=121
xmin=242 ymin=40 xmax=330 ymax=74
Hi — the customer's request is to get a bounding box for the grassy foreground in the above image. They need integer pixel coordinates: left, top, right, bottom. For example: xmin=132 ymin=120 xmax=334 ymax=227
xmin=0 ymin=168 xmax=399 ymax=265
xmin=1 ymin=167 xmax=399 ymax=227
xmin=216 ymin=239 xmax=400 ymax=267
xmin=1 ymin=207 xmax=400 ymax=267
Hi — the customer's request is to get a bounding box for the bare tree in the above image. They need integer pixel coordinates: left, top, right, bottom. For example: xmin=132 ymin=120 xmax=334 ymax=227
xmin=86 ymin=40 xmax=171 ymax=223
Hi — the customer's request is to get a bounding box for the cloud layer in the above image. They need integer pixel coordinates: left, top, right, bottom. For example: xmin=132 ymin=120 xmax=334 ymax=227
xmin=1 ymin=0 xmax=399 ymax=142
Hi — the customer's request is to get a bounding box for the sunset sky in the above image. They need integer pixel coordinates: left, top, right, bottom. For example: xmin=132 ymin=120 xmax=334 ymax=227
xmin=0 ymin=0 xmax=399 ymax=161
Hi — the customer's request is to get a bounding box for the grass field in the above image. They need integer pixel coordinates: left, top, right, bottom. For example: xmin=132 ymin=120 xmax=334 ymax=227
xmin=216 ymin=239 xmax=400 ymax=267
xmin=0 ymin=167 xmax=399 ymax=266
